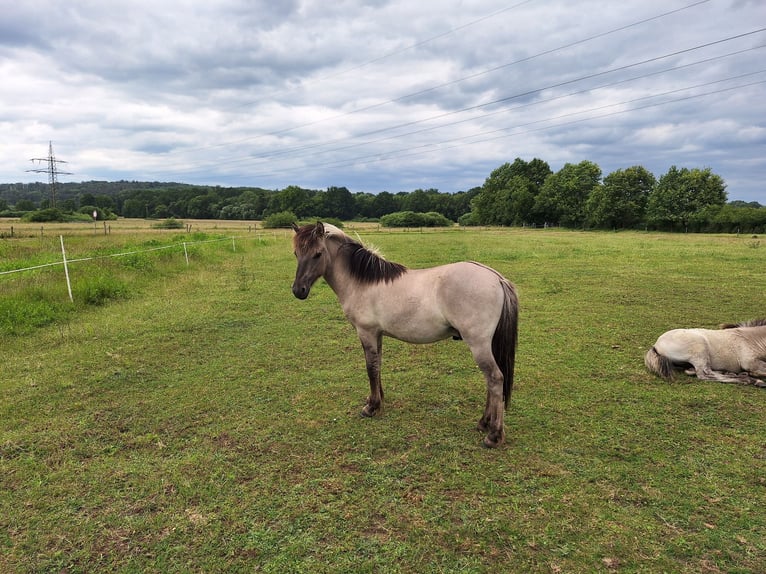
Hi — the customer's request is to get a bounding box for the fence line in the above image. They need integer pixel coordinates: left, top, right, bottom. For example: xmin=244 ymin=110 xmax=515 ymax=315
xmin=0 ymin=235 xmax=246 ymax=279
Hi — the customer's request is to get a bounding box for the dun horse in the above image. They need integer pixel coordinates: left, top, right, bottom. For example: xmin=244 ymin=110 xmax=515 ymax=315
xmin=291 ymin=222 xmax=519 ymax=447
xmin=645 ymin=318 xmax=766 ymax=387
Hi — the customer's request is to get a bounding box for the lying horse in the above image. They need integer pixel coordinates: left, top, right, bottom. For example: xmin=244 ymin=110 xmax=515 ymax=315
xmin=645 ymin=318 xmax=766 ymax=387
xmin=291 ymin=222 xmax=518 ymax=447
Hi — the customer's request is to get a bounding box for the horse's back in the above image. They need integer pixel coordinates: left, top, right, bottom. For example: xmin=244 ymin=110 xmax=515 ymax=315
xmin=423 ymin=260 xmax=508 ymax=303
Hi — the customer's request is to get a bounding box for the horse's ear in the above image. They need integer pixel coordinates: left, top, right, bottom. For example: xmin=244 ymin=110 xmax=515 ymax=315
xmin=315 ymin=221 xmax=325 ymax=236
xmin=291 ymin=223 xmax=300 ymax=233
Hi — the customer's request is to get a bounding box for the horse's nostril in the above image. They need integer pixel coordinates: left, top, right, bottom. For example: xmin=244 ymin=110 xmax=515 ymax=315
xmin=292 ymin=284 xmax=308 ymax=299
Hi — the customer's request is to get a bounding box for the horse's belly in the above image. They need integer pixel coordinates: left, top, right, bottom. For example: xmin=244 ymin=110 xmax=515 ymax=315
xmin=380 ymin=304 xmax=456 ymax=344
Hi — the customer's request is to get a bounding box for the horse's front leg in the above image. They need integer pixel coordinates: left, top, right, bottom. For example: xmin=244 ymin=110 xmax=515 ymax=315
xmin=743 ymin=359 xmax=766 ymax=387
xmin=694 ymin=365 xmax=764 ymax=386
xmin=358 ymin=330 xmax=384 ymax=417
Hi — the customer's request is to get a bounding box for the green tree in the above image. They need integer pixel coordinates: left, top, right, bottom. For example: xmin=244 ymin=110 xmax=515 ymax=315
xmin=321 ymin=186 xmax=356 ymax=220
xmin=443 ymin=189 xmax=477 ymax=222
xmin=402 ymin=189 xmax=440 ymax=213
xmin=515 ymin=157 xmax=552 ymax=192
xmin=371 ymin=191 xmax=400 ymax=218
xmin=471 ymin=158 xmax=551 ymax=225
xmin=646 ymin=166 xmax=727 ymax=231
xmin=61 ymin=198 xmax=77 ymax=212
xmin=187 ymin=192 xmax=220 ymax=219
xmin=534 ymin=160 xmax=601 ymax=227
xmin=15 ymin=198 xmax=37 ymax=211
xmin=585 ymin=166 xmax=655 ymax=229
xmin=122 ymin=198 xmax=147 ymax=218
xmin=274 ymin=185 xmax=313 ymax=218
xmin=95 ymin=195 xmax=115 ymax=210
xmin=471 ymin=182 xmax=512 ymax=225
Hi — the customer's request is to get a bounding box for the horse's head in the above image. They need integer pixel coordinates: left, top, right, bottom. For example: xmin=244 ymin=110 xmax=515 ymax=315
xmin=291 ymin=222 xmax=330 ymax=299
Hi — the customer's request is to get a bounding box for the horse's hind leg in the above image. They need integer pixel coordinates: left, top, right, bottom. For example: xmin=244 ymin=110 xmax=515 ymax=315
xmin=358 ymin=330 xmax=384 ymax=417
xmin=470 ymin=344 xmax=505 ymax=448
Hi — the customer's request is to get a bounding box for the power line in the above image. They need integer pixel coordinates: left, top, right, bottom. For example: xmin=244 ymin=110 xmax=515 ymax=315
xmin=161 ymin=34 xmax=765 ymax=177
xmin=134 ymin=0 xmax=760 ymax=187
xmin=160 ymin=0 xmax=715 ymax=163
xmin=228 ymin=0 xmax=539 ymax=114
xmin=240 ymin=74 xmax=766 ymax=177
xmin=237 ymin=41 xmax=766 ymax=165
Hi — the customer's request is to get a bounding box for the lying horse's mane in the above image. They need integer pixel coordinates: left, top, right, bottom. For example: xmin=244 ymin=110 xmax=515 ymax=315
xmin=720 ymin=317 xmax=766 ymax=329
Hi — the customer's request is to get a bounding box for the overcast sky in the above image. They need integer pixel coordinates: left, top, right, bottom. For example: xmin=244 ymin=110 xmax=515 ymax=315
xmin=1 ymin=0 xmax=764 ymax=202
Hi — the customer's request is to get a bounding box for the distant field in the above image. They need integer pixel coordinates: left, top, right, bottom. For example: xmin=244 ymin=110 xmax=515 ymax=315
xmin=0 ymin=216 xmax=266 ymax=237
xmin=1 ymin=223 xmax=764 ymax=572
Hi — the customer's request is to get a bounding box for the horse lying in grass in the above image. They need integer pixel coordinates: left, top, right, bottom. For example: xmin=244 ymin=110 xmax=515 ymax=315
xmin=645 ymin=318 xmax=766 ymax=387
xmin=291 ymin=222 xmax=519 ymax=448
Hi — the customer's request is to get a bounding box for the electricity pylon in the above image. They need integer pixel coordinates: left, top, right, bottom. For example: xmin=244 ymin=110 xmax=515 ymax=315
xmin=27 ymin=141 xmax=72 ymax=208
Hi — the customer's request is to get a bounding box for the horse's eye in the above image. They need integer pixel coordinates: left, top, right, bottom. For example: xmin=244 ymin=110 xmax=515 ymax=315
xmin=313 ymin=252 xmax=322 ymax=259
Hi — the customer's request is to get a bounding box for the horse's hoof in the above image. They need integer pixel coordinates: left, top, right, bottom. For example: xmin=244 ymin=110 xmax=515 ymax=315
xmin=360 ymin=405 xmax=378 ymax=417
xmin=482 ymin=433 xmax=505 ymax=449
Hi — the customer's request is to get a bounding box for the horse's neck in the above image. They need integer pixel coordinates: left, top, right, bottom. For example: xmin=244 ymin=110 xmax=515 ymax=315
xmin=322 ymin=243 xmax=357 ymax=301
xmin=740 ymin=325 xmax=766 ymax=339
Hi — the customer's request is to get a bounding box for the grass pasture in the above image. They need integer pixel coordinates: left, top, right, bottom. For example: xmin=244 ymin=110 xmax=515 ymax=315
xmin=1 ymin=222 xmax=765 ymax=572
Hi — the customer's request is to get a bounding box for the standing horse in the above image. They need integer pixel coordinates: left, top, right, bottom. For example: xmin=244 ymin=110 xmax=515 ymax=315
xmin=645 ymin=318 xmax=766 ymax=387
xmin=291 ymin=222 xmax=519 ymax=447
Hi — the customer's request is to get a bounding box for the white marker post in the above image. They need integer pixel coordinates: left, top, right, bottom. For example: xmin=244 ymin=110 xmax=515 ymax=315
xmin=60 ymin=235 xmax=74 ymax=303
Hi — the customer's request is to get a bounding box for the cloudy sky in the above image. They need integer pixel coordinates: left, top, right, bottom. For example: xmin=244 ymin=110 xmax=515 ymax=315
xmin=1 ymin=0 xmax=764 ymax=202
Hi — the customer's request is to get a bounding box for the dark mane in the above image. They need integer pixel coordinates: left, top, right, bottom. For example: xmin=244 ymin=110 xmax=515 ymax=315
xmin=293 ymin=222 xmax=407 ymax=285
xmin=339 ymin=240 xmax=407 ymax=284
xmin=720 ymin=317 xmax=766 ymax=329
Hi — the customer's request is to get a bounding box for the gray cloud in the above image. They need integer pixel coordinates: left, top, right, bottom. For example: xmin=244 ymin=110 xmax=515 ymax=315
xmin=1 ymin=0 xmax=764 ymax=201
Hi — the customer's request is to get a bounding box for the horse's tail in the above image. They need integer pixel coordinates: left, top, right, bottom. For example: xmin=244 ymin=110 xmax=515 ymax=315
xmin=492 ymin=279 xmax=519 ymax=409
xmin=644 ymin=346 xmax=675 ymax=380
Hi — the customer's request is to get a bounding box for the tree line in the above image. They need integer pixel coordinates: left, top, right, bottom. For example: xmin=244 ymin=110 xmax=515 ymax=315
xmin=1 ymin=158 xmax=764 ymax=232
xmin=467 ymin=158 xmax=765 ymax=232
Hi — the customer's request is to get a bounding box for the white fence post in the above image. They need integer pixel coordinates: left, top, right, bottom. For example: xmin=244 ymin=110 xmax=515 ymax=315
xmin=59 ymin=235 xmax=74 ymax=303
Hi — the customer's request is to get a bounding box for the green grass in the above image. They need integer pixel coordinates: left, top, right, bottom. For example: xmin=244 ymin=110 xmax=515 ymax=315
xmin=1 ymin=226 xmax=765 ymax=572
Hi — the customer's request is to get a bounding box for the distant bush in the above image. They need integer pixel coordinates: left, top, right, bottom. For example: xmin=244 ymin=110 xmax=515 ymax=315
xmin=320 ymin=217 xmax=344 ymax=228
xmin=152 ymin=218 xmax=185 ymax=229
xmin=22 ymin=208 xmax=68 ymax=222
xmin=264 ymin=211 xmax=297 ymax=228
xmin=458 ymin=211 xmax=481 ymax=226
xmin=79 ymin=205 xmax=118 ymax=221
xmin=380 ymin=211 xmax=454 ymax=228
xmin=0 ymin=210 xmax=26 ymax=218
xmin=21 ymin=209 xmax=93 ymax=223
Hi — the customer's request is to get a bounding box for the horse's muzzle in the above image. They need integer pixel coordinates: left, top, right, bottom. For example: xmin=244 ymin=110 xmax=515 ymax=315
xmin=292 ymin=284 xmax=309 ymax=299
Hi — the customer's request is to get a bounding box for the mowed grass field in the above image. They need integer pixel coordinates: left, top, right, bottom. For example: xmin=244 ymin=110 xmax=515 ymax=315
xmin=1 ymin=220 xmax=764 ymax=573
